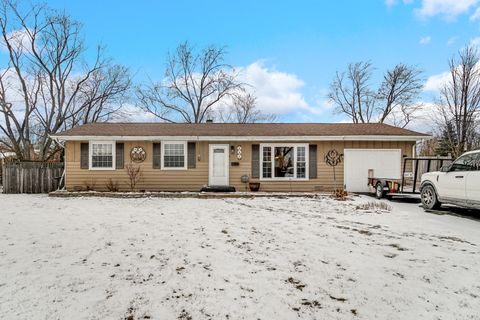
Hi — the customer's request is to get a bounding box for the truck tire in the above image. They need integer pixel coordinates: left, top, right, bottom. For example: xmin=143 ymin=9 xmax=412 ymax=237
xmin=375 ymin=182 xmax=385 ymax=199
xmin=421 ymin=184 xmax=441 ymax=210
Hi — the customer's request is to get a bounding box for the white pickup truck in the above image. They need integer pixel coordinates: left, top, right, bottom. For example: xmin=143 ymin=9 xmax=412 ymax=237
xmin=420 ymin=150 xmax=480 ymax=210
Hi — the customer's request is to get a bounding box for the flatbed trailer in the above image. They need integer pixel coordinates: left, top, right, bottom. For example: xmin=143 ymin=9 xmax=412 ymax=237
xmin=367 ymin=156 xmax=452 ymax=199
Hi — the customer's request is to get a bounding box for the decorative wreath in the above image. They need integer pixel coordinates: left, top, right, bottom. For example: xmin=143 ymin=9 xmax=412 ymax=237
xmin=325 ymin=149 xmax=344 ymax=167
xmin=130 ymin=146 xmax=146 ymax=163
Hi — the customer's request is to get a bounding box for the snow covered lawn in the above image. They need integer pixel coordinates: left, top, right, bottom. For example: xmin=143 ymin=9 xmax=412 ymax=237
xmin=0 ymin=194 xmax=479 ymax=320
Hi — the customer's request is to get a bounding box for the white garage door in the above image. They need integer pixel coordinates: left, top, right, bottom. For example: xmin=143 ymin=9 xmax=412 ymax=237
xmin=344 ymin=149 xmax=402 ymax=192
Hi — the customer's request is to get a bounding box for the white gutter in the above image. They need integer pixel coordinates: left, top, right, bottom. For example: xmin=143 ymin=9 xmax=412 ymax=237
xmin=49 ymin=134 xmax=431 ymax=142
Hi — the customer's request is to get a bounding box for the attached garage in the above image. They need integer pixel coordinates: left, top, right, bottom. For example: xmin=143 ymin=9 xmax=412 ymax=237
xmin=344 ymin=149 xmax=402 ymax=192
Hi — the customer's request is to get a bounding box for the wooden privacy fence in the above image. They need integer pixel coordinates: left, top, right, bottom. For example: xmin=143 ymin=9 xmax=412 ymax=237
xmin=1 ymin=161 xmax=64 ymax=194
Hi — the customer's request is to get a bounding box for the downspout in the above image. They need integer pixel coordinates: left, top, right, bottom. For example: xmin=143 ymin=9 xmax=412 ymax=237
xmin=342 ymin=136 xmax=346 ymax=190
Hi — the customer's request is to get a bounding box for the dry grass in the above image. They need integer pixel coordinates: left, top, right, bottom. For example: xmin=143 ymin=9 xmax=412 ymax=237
xmin=83 ymin=178 xmax=96 ymax=191
xmin=105 ymin=179 xmax=119 ymax=192
xmin=333 ymin=189 xmax=348 ymax=200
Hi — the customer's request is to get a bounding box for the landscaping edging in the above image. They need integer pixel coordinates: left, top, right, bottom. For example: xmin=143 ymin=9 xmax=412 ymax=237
xmin=49 ymin=190 xmax=333 ymax=199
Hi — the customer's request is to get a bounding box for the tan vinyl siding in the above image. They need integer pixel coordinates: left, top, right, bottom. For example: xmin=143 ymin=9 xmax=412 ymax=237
xmin=230 ymin=141 xmax=414 ymax=192
xmin=65 ymin=141 xmax=209 ymax=192
xmin=65 ymin=140 xmax=415 ymax=192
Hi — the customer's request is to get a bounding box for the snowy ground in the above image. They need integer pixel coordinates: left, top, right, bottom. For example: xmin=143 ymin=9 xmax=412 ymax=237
xmin=0 ymin=194 xmax=479 ymax=320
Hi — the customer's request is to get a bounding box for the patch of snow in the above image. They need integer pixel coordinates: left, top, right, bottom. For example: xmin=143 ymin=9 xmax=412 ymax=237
xmin=0 ymin=194 xmax=479 ymax=319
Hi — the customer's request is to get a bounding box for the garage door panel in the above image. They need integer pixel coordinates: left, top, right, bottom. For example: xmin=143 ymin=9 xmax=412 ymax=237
xmin=344 ymin=149 xmax=401 ymax=192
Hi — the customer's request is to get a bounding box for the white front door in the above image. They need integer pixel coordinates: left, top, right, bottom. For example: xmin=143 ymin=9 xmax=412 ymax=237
xmin=209 ymin=144 xmax=229 ymax=186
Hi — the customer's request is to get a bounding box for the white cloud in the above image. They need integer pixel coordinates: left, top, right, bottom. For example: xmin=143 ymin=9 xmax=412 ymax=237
xmin=0 ymin=68 xmax=33 ymax=127
xmin=419 ymin=36 xmax=431 ymax=45
xmin=134 ymin=61 xmax=319 ymax=121
xmin=470 ymin=6 xmax=480 ymax=19
xmin=470 ymin=36 xmax=480 ymax=46
xmin=424 ymin=59 xmax=480 ymax=93
xmin=385 ymin=0 xmax=397 ymax=7
xmin=0 ymin=28 xmax=31 ymax=53
xmin=238 ymin=61 xmax=310 ymax=115
xmin=415 ymin=0 xmax=479 ymax=20
xmin=424 ymin=71 xmax=450 ymax=92
xmin=118 ymin=103 xmax=157 ymax=122
xmin=316 ymin=97 xmax=334 ymax=113
xmin=447 ymin=36 xmax=457 ymax=45
xmin=385 ymin=0 xmax=414 ymax=7
xmin=401 ymin=102 xmax=439 ymax=132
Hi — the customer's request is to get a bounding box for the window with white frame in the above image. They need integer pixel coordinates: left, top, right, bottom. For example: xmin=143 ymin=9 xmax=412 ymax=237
xmin=90 ymin=142 xmax=115 ymax=169
xmin=162 ymin=142 xmax=187 ymax=169
xmin=260 ymin=144 xmax=308 ymax=179
xmin=262 ymin=146 xmax=272 ymax=178
xmin=296 ymin=146 xmax=307 ymax=178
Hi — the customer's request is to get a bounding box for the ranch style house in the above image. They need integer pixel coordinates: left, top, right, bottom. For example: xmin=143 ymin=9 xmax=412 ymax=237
xmin=51 ymin=122 xmax=429 ymax=192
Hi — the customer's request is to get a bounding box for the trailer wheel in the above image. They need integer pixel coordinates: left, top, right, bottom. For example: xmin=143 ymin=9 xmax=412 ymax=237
xmin=375 ymin=182 xmax=385 ymax=199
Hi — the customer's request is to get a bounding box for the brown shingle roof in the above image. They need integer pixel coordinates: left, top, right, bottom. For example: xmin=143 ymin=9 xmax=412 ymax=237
xmin=53 ymin=122 xmax=428 ymax=137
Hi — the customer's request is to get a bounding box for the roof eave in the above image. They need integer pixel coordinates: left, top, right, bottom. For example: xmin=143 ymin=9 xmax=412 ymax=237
xmin=50 ymin=134 xmax=431 ymax=142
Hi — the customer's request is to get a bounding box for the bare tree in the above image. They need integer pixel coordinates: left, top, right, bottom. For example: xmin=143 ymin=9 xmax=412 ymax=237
xmin=436 ymin=45 xmax=480 ymax=157
xmin=328 ymin=61 xmax=376 ymax=123
xmin=377 ymin=64 xmax=424 ymax=128
xmin=136 ymin=42 xmax=243 ymax=123
xmin=217 ymin=92 xmax=276 ymax=123
xmin=0 ymin=0 xmax=131 ymax=160
xmin=328 ymin=62 xmax=424 ymax=127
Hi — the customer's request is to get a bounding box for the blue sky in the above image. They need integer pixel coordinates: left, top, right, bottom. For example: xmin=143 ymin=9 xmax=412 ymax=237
xmin=38 ymin=0 xmax=480 ymax=124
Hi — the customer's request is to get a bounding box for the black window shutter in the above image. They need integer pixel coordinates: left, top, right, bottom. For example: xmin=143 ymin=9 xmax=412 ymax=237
xmin=116 ymin=143 xmax=124 ymax=169
xmin=187 ymin=142 xmax=196 ymax=169
xmin=80 ymin=143 xmax=89 ymax=169
xmin=153 ymin=142 xmax=161 ymax=169
xmin=251 ymin=144 xmax=260 ymax=178
xmin=309 ymin=144 xmax=317 ymax=179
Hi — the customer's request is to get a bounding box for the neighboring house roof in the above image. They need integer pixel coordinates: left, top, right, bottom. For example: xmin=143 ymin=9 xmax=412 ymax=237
xmin=51 ymin=122 xmax=430 ymax=141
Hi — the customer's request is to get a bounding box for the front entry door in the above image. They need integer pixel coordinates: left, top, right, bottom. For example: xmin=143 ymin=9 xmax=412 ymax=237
xmin=209 ymin=144 xmax=229 ymax=186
